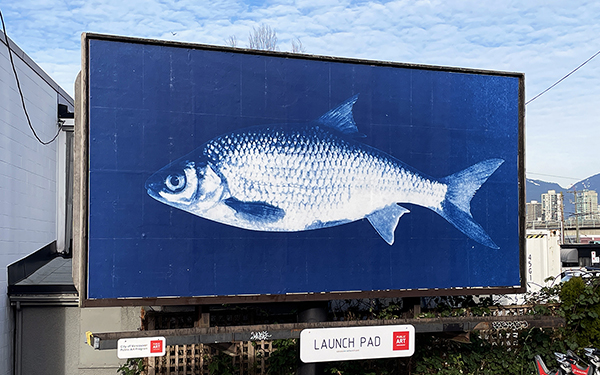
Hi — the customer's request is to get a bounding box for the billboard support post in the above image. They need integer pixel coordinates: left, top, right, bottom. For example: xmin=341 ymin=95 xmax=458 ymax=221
xmin=298 ymin=302 xmax=327 ymax=375
xmin=194 ymin=306 xmax=210 ymax=328
xmin=403 ymin=297 xmax=422 ymax=319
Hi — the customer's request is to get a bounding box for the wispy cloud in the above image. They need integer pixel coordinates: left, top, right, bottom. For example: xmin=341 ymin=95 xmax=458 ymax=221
xmin=1 ymin=0 xmax=599 ymax=185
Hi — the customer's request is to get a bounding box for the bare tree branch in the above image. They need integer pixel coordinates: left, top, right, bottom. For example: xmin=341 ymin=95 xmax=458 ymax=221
xmin=225 ymin=35 xmax=238 ymax=48
xmin=291 ymin=38 xmax=306 ymax=53
xmin=248 ymin=24 xmax=278 ymax=51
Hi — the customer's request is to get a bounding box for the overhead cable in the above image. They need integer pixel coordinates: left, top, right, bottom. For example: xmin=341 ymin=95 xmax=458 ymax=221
xmin=526 ymin=48 xmax=600 ymax=105
xmin=0 ymin=9 xmax=62 ymax=145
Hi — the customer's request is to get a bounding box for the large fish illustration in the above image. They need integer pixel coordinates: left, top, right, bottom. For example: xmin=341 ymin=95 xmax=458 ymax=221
xmin=145 ymin=95 xmax=504 ymax=248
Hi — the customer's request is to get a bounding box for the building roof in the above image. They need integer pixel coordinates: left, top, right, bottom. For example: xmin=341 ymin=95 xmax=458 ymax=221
xmin=15 ymin=257 xmax=73 ymax=286
xmin=0 ymin=30 xmax=74 ymax=108
xmin=8 ymin=242 xmax=78 ymax=305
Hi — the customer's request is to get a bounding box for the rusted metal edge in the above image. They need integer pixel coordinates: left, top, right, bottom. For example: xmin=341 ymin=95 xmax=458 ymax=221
xmin=82 ymin=33 xmax=525 ymax=78
xmin=81 ymin=286 xmax=527 ymax=307
xmin=88 ymin=315 xmax=564 ymax=350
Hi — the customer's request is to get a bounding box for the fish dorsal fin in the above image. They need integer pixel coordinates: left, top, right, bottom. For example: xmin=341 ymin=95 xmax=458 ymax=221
xmin=366 ymin=204 xmax=410 ymax=245
xmin=317 ymin=94 xmax=360 ymax=135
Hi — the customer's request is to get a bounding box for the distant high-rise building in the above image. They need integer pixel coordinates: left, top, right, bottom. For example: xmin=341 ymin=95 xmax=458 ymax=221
xmin=576 ymin=190 xmax=598 ymax=220
xmin=526 ymin=200 xmax=543 ymax=223
xmin=541 ymin=190 xmax=563 ymax=222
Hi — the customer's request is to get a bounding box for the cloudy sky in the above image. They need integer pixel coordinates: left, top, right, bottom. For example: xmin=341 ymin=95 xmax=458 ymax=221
xmin=1 ymin=0 xmax=599 ymax=187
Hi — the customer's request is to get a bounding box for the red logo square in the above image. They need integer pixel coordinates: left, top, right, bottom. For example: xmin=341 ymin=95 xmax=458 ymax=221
xmin=393 ymin=331 xmax=409 ymax=351
xmin=150 ymin=340 xmax=163 ymax=354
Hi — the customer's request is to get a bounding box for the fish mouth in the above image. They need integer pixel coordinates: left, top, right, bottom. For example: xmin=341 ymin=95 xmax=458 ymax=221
xmin=145 ymin=172 xmax=165 ymax=199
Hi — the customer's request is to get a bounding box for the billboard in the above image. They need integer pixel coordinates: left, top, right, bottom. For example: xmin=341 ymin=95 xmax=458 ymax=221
xmin=77 ymin=33 xmax=525 ymax=306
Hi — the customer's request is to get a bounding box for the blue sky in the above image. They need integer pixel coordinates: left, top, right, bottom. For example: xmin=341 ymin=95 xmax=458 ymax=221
xmin=1 ymin=0 xmax=599 ymax=187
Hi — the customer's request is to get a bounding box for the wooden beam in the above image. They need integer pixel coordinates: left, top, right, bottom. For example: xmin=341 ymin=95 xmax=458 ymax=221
xmin=89 ymin=315 xmax=564 ymax=350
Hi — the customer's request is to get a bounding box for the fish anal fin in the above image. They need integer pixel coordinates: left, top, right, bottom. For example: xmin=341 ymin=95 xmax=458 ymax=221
xmin=317 ymin=94 xmax=360 ymax=135
xmin=224 ymin=198 xmax=285 ymax=223
xmin=366 ymin=204 xmax=410 ymax=245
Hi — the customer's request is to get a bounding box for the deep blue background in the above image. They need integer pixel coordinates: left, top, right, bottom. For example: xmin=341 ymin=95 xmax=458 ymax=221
xmin=87 ymin=38 xmax=522 ymax=299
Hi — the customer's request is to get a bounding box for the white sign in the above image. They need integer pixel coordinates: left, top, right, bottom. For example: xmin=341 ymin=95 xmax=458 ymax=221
xmin=300 ymin=325 xmax=415 ymax=363
xmin=592 ymin=251 xmax=599 ymax=264
xmin=117 ymin=337 xmax=166 ymax=359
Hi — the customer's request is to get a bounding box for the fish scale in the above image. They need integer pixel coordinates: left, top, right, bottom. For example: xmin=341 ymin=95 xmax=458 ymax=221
xmin=204 ymin=125 xmax=439 ymax=230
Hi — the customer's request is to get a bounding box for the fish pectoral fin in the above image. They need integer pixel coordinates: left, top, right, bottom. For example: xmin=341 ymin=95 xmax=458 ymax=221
xmin=317 ymin=94 xmax=360 ymax=135
xmin=224 ymin=198 xmax=285 ymax=223
xmin=366 ymin=204 xmax=410 ymax=245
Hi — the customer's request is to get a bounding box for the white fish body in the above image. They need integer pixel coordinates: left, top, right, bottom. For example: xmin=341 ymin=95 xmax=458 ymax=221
xmin=146 ymin=95 xmax=503 ymax=248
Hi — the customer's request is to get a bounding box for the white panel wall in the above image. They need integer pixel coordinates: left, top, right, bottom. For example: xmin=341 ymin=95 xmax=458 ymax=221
xmin=0 ymin=34 xmax=70 ymax=375
xmin=526 ymin=229 xmax=562 ymax=293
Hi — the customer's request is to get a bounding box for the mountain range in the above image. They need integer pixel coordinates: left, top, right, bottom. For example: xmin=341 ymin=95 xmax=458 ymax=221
xmin=526 ymin=173 xmax=600 ymax=216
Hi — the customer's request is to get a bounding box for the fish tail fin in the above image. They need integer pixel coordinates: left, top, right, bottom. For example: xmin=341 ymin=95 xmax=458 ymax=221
xmin=437 ymin=158 xmax=504 ymax=249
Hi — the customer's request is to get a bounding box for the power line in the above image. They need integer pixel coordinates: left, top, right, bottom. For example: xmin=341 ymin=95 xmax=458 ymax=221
xmin=526 ymin=48 xmax=600 ymax=105
xmin=0 ymin=9 xmax=62 ymax=145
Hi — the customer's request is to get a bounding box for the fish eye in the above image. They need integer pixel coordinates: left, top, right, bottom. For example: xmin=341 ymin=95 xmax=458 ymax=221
xmin=165 ymin=174 xmax=186 ymax=192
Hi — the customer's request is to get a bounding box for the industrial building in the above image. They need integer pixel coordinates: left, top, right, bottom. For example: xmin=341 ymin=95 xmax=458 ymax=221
xmin=1 ymin=31 xmax=138 ymax=375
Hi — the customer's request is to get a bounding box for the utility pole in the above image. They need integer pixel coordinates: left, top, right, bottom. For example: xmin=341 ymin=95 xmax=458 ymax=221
xmin=571 ymin=189 xmax=581 ymax=243
xmin=559 ymin=192 xmax=564 ymax=244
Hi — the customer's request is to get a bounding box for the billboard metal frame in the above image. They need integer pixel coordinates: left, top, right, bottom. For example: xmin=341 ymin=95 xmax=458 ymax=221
xmin=74 ymin=33 xmax=526 ymax=307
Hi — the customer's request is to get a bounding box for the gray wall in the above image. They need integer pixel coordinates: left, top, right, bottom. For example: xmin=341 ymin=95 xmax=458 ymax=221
xmin=19 ymin=306 xmax=140 ymax=375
